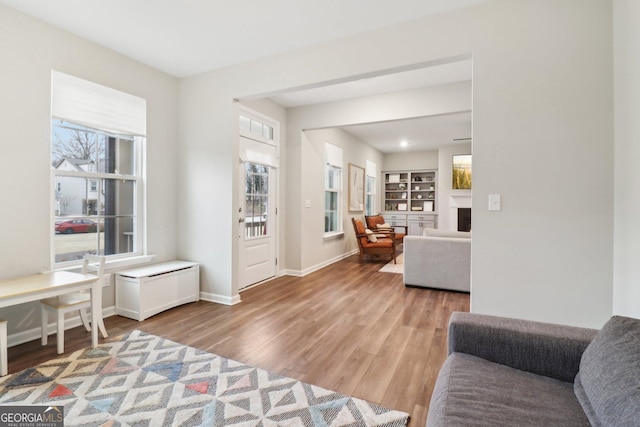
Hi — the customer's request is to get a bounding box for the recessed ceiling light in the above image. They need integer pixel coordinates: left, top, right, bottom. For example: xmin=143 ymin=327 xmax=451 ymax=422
xmin=400 ymin=140 xmax=408 ymax=148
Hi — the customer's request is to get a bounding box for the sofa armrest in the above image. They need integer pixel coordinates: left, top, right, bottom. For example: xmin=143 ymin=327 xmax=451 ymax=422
xmin=448 ymin=312 xmax=597 ymax=382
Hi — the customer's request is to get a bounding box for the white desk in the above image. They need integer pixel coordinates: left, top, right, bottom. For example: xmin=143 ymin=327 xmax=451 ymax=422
xmin=0 ymin=271 xmax=102 ymax=349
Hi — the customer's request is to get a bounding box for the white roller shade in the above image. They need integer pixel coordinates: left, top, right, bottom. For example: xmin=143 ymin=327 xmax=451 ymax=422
xmin=325 ymin=142 xmax=343 ymax=168
xmin=239 ymin=136 xmax=279 ymax=168
xmin=52 ymin=71 xmax=146 ymax=136
xmin=366 ymin=160 xmax=377 ymax=177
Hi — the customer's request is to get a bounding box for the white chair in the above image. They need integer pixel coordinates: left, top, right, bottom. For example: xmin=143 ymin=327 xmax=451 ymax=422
xmin=41 ymin=255 xmax=108 ymax=354
xmin=0 ymin=319 xmax=7 ymax=376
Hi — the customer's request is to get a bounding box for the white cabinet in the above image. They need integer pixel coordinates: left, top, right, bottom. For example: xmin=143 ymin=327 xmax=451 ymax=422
xmin=408 ymin=214 xmax=437 ymax=235
xmin=116 ymin=261 xmax=199 ymax=321
xmin=382 ymin=213 xmax=407 ymax=228
xmin=383 ymin=213 xmax=437 ymax=235
xmin=381 ymin=213 xmax=408 ymax=235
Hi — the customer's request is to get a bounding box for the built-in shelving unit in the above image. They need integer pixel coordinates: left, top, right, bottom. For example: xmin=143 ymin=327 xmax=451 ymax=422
xmin=382 ymin=169 xmax=438 ymax=235
xmin=384 ymin=170 xmax=436 ymax=213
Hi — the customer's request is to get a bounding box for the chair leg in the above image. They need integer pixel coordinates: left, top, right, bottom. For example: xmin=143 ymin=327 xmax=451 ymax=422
xmin=82 ymin=308 xmax=108 ymax=338
xmin=0 ymin=320 xmax=7 ymax=376
xmin=56 ymin=311 xmax=65 ymax=354
xmin=79 ymin=308 xmax=91 ymax=332
xmin=41 ymin=305 xmax=48 ymax=346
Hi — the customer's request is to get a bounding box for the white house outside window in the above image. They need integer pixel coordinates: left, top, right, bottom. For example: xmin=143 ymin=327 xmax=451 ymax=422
xmin=324 ymin=143 xmax=343 ymax=235
xmin=51 ymin=71 xmax=146 ymax=265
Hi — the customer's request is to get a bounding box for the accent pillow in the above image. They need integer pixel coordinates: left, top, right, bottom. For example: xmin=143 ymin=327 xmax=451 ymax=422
xmin=365 ymin=229 xmax=377 ymax=242
xmin=574 ymin=315 xmax=640 ymax=426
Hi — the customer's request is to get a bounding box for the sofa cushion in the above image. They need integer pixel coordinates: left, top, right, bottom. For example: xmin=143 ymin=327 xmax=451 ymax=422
xmin=422 ymin=228 xmax=471 ymax=239
xmin=448 ymin=312 xmax=596 ymax=382
xmin=574 ymin=315 xmax=640 ymax=427
xmin=365 ymin=215 xmax=385 ymax=229
xmin=427 ymin=353 xmax=590 ymax=427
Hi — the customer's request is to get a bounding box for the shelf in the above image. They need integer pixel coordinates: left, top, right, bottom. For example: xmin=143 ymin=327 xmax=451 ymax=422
xmin=383 ymin=169 xmax=437 ymax=221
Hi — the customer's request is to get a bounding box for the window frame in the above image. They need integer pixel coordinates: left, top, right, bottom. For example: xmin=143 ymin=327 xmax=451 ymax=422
xmin=324 ymin=164 xmax=342 ymax=235
xmin=365 ymin=174 xmax=376 ymax=216
xmin=323 ymin=142 xmax=344 ymax=238
xmin=51 ymin=121 xmax=146 ymax=268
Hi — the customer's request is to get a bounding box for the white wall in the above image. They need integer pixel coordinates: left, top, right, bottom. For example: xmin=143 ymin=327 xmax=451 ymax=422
xmin=383 ymin=151 xmax=439 ymax=172
xmin=468 ymin=1 xmax=613 ymax=328
xmin=613 ymin=0 xmax=640 ymax=318
xmin=301 ymin=128 xmax=383 ymax=273
xmin=0 ymin=5 xmax=179 ymax=334
xmin=179 ymin=0 xmax=614 ymax=328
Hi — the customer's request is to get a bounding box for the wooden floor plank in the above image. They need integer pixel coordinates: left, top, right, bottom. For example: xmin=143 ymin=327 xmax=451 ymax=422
xmin=6 ymin=254 xmax=469 ymax=426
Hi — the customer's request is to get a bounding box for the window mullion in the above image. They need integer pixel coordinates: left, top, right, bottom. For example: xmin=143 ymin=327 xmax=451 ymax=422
xmin=54 ymin=170 xmax=136 ymax=181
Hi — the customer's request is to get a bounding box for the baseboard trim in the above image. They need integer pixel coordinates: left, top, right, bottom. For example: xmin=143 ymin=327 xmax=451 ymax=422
xmin=199 ymin=250 xmax=357 ymax=303
xmin=8 ymin=306 xmax=117 ymax=348
xmin=281 ymin=249 xmax=358 ymax=277
xmin=199 ymin=292 xmax=241 ymax=306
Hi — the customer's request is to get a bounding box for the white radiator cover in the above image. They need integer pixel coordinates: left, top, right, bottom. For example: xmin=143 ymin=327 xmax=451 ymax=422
xmin=115 ymin=261 xmax=199 ymax=321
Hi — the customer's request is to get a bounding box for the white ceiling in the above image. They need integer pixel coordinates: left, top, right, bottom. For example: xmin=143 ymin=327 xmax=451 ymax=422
xmin=0 ymin=0 xmax=487 ymax=78
xmin=271 ymin=62 xmax=473 ymax=153
xmin=1 ymin=0 xmax=477 ymax=152
xmin=342 ymin=112 xmax=472 ymax=153
xmin=270 ymin=61 xmax=473 ymax=109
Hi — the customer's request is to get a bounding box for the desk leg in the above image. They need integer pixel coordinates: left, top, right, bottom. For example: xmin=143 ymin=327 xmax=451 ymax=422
xmin=90 ymin=280 xmax=101 ymax=348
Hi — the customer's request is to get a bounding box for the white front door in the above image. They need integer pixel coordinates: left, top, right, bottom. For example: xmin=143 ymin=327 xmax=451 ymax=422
xmin=238 ymin=159 xmax=277 ymax=289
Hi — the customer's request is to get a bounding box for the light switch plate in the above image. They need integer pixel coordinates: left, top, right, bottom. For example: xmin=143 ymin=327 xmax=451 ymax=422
xmin=488 ymin=194 xmax=501 ymax=211
xmin=304 ymin=200 xmax=311 ymax=208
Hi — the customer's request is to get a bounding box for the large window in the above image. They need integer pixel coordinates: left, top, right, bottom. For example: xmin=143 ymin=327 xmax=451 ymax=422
xmin=324 ymin=143 xmax=343 ymax=235
xmin=51 ymin=71 xmax=145 ymax=265
xmin=324 ymin=165 xmax=341 ymax=233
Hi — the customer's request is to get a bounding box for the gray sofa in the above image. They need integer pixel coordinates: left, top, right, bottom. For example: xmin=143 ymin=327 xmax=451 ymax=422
xmin=403 ymin=229 xmax=471 ymax=292
xmin=427 ymin=312 xmax=640 ymax=426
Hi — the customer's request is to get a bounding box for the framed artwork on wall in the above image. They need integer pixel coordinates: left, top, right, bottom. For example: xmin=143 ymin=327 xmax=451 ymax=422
xmin=348 ymin=163 xmax=365 ymax=212
xmin=452 ymin=154 xmax=472 ymax=189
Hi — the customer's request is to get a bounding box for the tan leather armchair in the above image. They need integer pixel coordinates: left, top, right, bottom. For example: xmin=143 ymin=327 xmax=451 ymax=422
xmin=352 ymin=217 xmax=397 ymax=264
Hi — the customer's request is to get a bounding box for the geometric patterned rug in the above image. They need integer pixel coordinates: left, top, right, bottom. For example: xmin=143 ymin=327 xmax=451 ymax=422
xmin=0 ymin=330 xmax=410 ymax=426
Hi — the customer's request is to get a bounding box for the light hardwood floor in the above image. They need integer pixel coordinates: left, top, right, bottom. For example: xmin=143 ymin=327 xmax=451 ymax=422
xmin=8 ymin=254 xmax=469 ymax=426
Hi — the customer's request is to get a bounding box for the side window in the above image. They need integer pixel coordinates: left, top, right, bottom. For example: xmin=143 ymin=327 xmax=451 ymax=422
xmin=365 ymin=160 xmax=377 ymax=216
xmin=324 ymin=143 xmax=343 ymax=235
